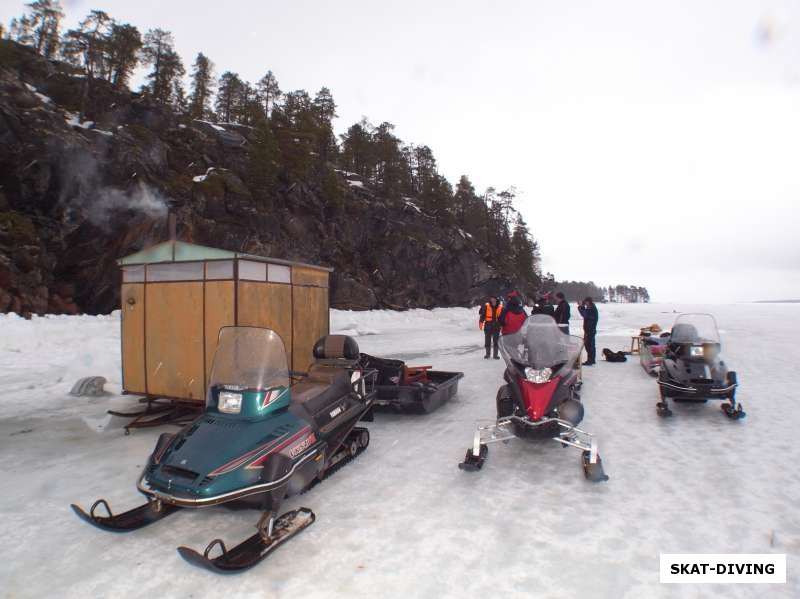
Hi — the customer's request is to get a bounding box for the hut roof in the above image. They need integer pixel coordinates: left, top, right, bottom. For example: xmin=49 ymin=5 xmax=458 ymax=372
xmin=117 ymin=241 xmax=332 ymax=272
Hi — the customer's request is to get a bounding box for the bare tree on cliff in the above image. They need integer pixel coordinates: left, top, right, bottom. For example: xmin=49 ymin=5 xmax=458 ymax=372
xmin=188 ymin=52 xmax=214 ymax=119
xmin=141 ymin=28 xmax=184 ymax=104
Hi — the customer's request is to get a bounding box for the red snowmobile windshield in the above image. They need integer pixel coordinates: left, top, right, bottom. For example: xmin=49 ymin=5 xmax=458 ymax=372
xmin=670 ymin=313 xmax=720 ymax=344
xmin=499 ymin=314 xmax=584 ymax=370
xmin=207 ymin=327 xmax=290 ymax=396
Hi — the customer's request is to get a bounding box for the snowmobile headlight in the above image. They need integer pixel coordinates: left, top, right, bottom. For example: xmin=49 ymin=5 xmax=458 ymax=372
xmin=218 ymin=391 xmax=242 ymax=414
xmin=689 ymin=346 xmax=704 ymax=358
xmin=524 ymin=367 xmax=552 ymax=383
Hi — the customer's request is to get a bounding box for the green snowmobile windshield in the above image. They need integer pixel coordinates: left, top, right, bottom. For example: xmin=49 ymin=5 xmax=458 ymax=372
xmin=207 ymin=328 xmax=290 ymax=404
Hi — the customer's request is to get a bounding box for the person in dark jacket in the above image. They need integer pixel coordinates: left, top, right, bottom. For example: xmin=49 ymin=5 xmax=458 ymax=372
xmin=553 ymin=291 xmax=570 ymax=334
xmin=478 ymin=295 xmax=503 ymax=359
xmin=578 ymin=296 xmax=599 ymax=365
xmin=498 ymin=291 xmax=528 ymax=338
xmin=532 ymin=292 xmax=556 ymax=319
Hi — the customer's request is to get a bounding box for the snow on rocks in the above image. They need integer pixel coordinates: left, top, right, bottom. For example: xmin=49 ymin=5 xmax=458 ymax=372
xmin=403 ymin=197 xmax=422 ymax=213
xmin=24 ymin=82 xmax=53 ymax=104
xmin=193 ymin=119 xmax=226 ymax=132
xmin=192 ymin=166 xmax=226 ymax=183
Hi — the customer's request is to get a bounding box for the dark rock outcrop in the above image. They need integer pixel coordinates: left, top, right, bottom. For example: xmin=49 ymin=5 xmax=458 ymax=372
xmin=0 ymin=40 xmax=513 ymax=314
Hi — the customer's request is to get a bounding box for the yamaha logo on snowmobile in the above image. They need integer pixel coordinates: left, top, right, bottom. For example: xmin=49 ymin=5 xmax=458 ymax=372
xmin=329 ymin=405 xmax=343 ymax=418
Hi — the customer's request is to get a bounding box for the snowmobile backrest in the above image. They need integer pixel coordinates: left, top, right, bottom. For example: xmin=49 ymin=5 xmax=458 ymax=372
xmin=313 ymin=335 xmax=360 ymax=361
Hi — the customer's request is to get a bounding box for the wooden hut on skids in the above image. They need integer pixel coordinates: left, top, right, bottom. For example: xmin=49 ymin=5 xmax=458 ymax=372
xmin=115 ymin=239 xmax=331 ymax=430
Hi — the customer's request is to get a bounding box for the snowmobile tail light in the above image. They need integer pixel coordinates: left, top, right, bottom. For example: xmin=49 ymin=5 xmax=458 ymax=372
xmin=219 ymin=391 xmax=242 ymax=414
xmin=689 ymin=346 xmax=704 ymax=357
xmin=524 ymin=367 xmax=552 ymax=383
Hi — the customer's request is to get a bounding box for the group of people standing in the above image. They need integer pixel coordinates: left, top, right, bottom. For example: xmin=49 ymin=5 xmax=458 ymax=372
xmin=478 ymin=291 xmax=599 ymax=365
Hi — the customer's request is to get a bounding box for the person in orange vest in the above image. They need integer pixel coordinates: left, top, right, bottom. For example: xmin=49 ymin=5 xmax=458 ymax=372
xmin=478 ymin=295 xmax=503 ymax=359
xmin=498 ymin=291 xmax=528 ymax=336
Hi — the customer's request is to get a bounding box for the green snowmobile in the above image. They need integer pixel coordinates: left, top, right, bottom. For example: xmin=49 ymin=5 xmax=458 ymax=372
xmin=72 ymin=326 xmax=376 ymax=573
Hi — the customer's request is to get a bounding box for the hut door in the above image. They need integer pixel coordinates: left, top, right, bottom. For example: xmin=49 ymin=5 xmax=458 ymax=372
xmin=121 ymin=283 xmax=146 ymax=393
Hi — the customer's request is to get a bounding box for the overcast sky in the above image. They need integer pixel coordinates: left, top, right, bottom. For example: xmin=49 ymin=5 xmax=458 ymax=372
xmin=3 ymin=0 xmax=799 ymax=302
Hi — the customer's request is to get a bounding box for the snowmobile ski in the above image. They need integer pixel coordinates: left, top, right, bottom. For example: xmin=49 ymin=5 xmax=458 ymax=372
xmin=458 ymin=443 xmax=488 ymax=471
xmin=177 ymin=508 xmax=315 ymax=574
xmin=721 ymin=401 xmax=746 ymax=420
xmin=70 ymin=498 xmax=179 ymax=532
xmin=582 ymin=450 xmax=609 ymax=482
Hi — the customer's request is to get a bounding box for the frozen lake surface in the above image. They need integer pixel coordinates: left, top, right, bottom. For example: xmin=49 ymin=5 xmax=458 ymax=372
xmin=0 ymin=303 xmax=798 ymax=598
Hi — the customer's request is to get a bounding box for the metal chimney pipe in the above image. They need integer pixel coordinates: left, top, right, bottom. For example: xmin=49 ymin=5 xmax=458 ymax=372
xmin=168 ymin=212 xmax=177 ymax=241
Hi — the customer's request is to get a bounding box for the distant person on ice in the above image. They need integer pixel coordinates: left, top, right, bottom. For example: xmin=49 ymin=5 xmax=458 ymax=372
xmin=554 ymin=291 xmax=570 ymax=334
xmin=499 ymin=291 xmax=528 ymax=339
xmin=578 ymin=297 xmax=599 ymax=366
xmin=478 ymin=295 xmax=503 ymax=360
xmin=532 ymin=292 xmax=555 ymax=319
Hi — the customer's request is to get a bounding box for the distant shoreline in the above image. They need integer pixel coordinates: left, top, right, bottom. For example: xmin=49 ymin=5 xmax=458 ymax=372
xmin=753 ymin=299 xmax=800 ymax=304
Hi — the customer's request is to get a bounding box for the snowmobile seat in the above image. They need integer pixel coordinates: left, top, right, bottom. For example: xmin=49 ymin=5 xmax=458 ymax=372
xmin=290 ymin=374 xmax=352 ymax=418
xmin=290 ymin=335 xmax=361 ymax=424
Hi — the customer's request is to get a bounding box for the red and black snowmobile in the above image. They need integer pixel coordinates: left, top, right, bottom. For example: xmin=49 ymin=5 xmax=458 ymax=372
xmin=459 ymin=314 xmax=608 ymax=481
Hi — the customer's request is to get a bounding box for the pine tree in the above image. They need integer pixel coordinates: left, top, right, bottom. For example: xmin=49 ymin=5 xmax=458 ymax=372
xmin=106 ymin=23 xmax=141 ymax=89
xmin=61 ymin=10 xmax=112 ymax=79
xmin=510 ymin=214 xmax=541 ymax=293
xmin=9 ymin=16 xmax=34 ymax=45
xmin=188 ymin=52 xmax=214 ymax=119
xmin=313 ymin=87 xmax=338 ymax=163
xmin=173 ymin=78 xmax=188 ymax=113
xmin=215 ymin=71 xmax=243 ymax=122
xmin=247 ymin=114 xmax=280 ymax=209
xmin=257 ymin=70 xmax=281 ymax=117
xmin=24 ymin=0 xmax=64 ymax=57
xmin=141 ymin=28 xmax=184 ymax=103
xmin=454 ymin=175 xmax=476 ymax=224
xmin=61 ymin=10 xmax=113 ymax=120
xmin=340 ymin=119 xmax=374 ymax=179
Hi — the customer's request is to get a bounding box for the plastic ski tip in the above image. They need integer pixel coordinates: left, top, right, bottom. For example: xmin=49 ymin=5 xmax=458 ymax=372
xmin=71 ymin=500 xmax=178 ymax=532
xmin=458 ymin=444 xmax=488 ymax=472
xmin=721 ymin=403 xmax=746 ymax=420
xmin=582 ymin=452 xmax=609 ymax=482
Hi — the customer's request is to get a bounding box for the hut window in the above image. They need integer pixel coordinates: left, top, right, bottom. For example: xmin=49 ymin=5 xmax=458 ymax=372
xmin=146 ymin=262 xmax=204 ymax=282
xmin=238 ymin=260 xmax=266 ymax=281
xmin=205 ymin=260 xmax=234 ymax=280
xmin=122 ymin=265 xmax=145 ymax=282
xmin=268 ymin=264 xmax=291 ymax=284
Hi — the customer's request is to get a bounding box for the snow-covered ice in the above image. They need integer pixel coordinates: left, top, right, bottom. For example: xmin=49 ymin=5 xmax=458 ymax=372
xmin=0 ymin=303 xmax=798 ymax=597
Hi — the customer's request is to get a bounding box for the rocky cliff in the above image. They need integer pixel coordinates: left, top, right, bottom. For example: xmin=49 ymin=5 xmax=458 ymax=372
xmin=0 ymin=40 xmax=511 ymax=315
